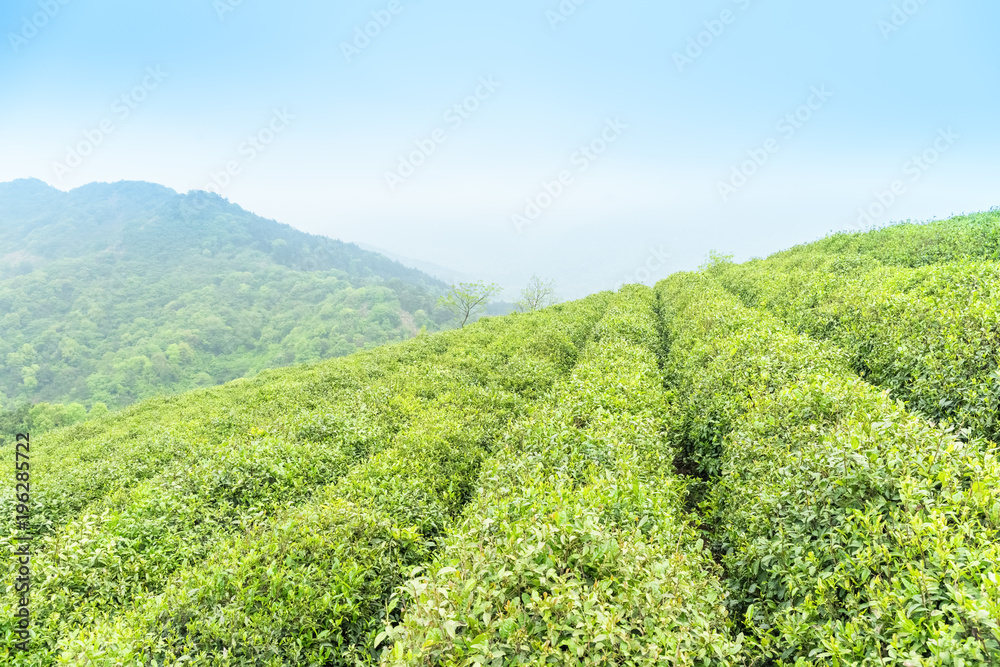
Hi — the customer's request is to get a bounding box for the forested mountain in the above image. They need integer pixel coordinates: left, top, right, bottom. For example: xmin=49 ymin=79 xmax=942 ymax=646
xmin=0 ymin=179 xmax=450 ymax=428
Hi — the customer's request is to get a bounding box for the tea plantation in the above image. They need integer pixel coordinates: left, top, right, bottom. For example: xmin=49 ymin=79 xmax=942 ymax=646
xmin=2 ymin=211 xmax=999 ymax=665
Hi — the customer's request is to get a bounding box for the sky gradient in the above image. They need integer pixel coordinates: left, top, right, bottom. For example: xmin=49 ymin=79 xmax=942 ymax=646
xmin=2 ymin=0 xmax=997 ymax=298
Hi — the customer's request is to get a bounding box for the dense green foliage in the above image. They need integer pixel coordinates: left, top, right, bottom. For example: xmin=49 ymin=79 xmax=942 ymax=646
xmin=775 ymin=209 xmax=1000 ymax=267
xmin=1 ymin=293 xmax=610 ymax=665
xmin=708 ymin=244 xmax=1000 ymax=444
xmin=659 ymin=272 xmax=1000 ymax=665
xmin=383 ymin=286 xmax=741 ymax=666
xmin=0 ymin=179 xmax=450 ymax=425
xmin=2 ymin=208 xmax=999 ymax=665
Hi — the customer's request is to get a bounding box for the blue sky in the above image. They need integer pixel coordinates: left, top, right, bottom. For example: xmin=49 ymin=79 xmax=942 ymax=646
xmin=2 ymin=0 xmax=997 ymax=297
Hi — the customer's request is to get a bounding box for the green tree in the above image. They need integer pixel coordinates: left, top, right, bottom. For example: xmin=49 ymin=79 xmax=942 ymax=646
xmin=698 ymin=250 xmax=734 ymax=271
xmin=0 ymin=403 xmax=30 ymax=446
xmin=437 ymin=281 xmax=503 ymax=328
xmin=28 ymin=402 xmax=88 ymax=432
xmin=21 ymin=365 xmax=39 ymax=392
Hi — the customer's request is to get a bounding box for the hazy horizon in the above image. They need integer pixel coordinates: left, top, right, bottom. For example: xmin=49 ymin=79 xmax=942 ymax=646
xmin=3 ymin=1 xmax=998 ymax=298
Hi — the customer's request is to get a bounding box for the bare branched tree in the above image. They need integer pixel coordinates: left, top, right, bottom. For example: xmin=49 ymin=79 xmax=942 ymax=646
xmin=438 ymin=281 xmax=503 ymax=327
xmin=515 ymin=275 xmax=558 ymax=313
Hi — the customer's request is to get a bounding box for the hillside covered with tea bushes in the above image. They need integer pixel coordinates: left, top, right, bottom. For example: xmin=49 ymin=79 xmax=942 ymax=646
xmin=706 ymin=208 xmax=1000 ymax=443
xmin=2 ymin=210 xmax=999 ymax=665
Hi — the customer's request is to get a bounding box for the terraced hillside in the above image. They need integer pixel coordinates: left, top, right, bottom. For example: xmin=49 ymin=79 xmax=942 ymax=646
xmin=2 ymin=210 xmax=999 ymax=665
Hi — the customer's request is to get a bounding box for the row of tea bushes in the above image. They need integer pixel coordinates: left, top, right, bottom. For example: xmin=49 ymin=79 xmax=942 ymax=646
xmin=708 ymin=256 xmax=1000 ymax=444
xmin=45 ymin=296 xmax=611 ymax=666
xmin=381 ymin=286 xmax=743 ymax=666
xmin=0 ymin=344 xmax=412 ymax=542
xmin=73 ymin=389 xmax=513 ymax=666
xmin=0 ymin=290 xmax=607 ymax=543
xmin=659 ymin=272 xmax=1000 ymax=665
xmin=1 ymin=295 xmax=611 ymax=666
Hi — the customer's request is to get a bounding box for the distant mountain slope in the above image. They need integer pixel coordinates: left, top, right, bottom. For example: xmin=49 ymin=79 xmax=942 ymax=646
xmin=0 ymin=179 xmax=450 ymax=413
xmin=0 ymin=179 xmax=446 ymax=284
xmin=356 ymin=241 xmax=472 ymax=286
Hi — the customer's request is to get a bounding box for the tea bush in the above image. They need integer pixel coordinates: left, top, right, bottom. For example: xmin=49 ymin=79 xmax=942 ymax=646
xmin=709 ymin=256 xmax=1000 ymax=444
xmin=382 ymin=286 xmax=742 ymax=666
xmin=659 ymin=272 xmax=1000 ymax=665
xmin=11 ymin=295 xmax=611 ymax=666
xmin=773 ymin=209 xmax=1000 ymax=268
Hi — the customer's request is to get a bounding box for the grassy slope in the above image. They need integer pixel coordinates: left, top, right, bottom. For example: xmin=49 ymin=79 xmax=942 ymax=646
xmin=772 ymin=209 xmax=1000 ymax=268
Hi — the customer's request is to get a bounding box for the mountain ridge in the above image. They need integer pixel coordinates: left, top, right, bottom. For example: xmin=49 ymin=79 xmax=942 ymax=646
xmin=0 ymin=179 xmax=453 ymax=418
xmin=0 ymin=179 xmax=447 ymax=289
